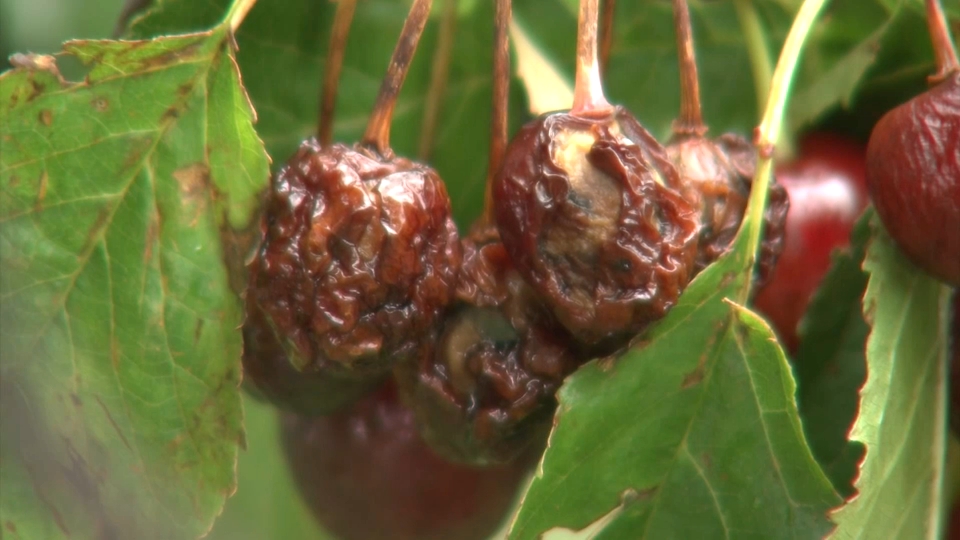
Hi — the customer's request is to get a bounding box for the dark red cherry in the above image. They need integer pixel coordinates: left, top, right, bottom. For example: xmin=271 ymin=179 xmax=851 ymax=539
xmin=753 ymin=133 xmax=869 ymax=352
xmin=865 ymin=72 xmax=960 ymax=285
xmin=281 ymin=380 xmax=532 ymax=540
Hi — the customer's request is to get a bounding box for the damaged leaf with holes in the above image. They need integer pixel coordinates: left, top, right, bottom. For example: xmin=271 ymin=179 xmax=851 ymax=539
xmin=0 ymin=26 xmax=269 ymax=539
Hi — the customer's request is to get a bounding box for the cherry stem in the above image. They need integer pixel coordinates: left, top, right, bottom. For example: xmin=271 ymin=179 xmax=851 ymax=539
xmin=599 ymin=0 xmax=615 ymax=78
xmin=671 ymin=0 xmax=707 ymax=137
xmin=482 ymin=0 xmax=513 ymax=226
xmin=418 ymin=0 xmax=457 ymax=160
xmin=361 ymin=0 xmax=433 ymax=157
xmin=570 ymin=0 xmax=613 ymax=117
xmin=925 ymin=0 xmax=959 ymax=83
xmin=318 ymin=0 xmax=357 ymax=147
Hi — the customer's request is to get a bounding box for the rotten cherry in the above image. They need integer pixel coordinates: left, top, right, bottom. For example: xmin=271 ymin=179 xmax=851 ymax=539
xmin=865 ymin=0 xmax=960 ymax=285
xmin=493 ymin=0 xmax=700 ymax=349
xmin=243 ymin=0 xmax=460 ymax=413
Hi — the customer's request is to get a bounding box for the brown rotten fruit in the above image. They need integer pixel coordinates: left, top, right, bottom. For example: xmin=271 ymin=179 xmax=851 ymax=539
xmin=493 ymin=0 xmax=699 ymax=349
xmin=244 ymin=0 xmax=460 ymax=413
xmin=250 ymin=140 xmax=460 ymax=370
xmin=281 ymin=380 xmax=532 ymax=540
xmin=664 ymin=0 xmax=787 ymax=284
xmin=865 ymin=0 xmax=960 ymax=285
xmin=396 ymin=0 xmax=576 ymax=466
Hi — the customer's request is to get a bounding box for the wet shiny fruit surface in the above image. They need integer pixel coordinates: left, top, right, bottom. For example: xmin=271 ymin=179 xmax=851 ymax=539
xmin=249 ymin=139 xmax=462 ymax=372
xmin=281 ymin=380 xmax=532 ymax=540
xmin=865 ymin=72 xmax=960 ymax=286
xmin=493 ymin=106 xmax=700 ymax=348
xmin=753 ymin=133 xmax=869 ymax=352
xmin=666 ymin=132 xmax=789 ymax=284
xmin=395 ymin=224 xmax=572 ymax=466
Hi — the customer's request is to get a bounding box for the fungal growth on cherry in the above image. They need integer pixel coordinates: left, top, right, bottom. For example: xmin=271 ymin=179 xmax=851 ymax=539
xmin=395 ymin=0 xmax=576 ymax=466
xmin=865 ymin=0 xmax=960 ymax=286
xmin=242 ymin=0 xmax=461 ymax=414
xmin=281 ymin=380 xmax=533 ymax=540
xmin=493 ymin=0 xmax=700 ymax=349
xmin=663 ymin=0 xmax=788 ymax=284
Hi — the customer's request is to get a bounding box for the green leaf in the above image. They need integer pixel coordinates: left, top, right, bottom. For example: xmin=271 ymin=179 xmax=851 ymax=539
xmin=206 ymin=395 xmax=335 ymax=540
xmin=828 ymin=217 xmax=953 ymax=540
xmin=508 ymin=235 xmax=842 ymax=539
xmin=130 ymin=0 xmax=529 ymax=229
xmin=0 ymin=23 xmax=268 ymax=539
xmin=791 ymin=211 xmax=871 ymax=498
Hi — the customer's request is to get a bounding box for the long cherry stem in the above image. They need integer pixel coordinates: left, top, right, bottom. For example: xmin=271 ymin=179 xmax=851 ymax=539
xmin=481 ymin=0 xmax=512 ymax=226
xmin=361 ymin=0 xmax=433 ymax=157
xmin=318 ymin=0 xmax=357 ymax=147
xmin=418 ymin=0 xmax=457 ymax=160
xmin=570 ymin=0 xmax=613 ymax=117
xmin=599 ymin=0 xmax=615 ymax=78
xmin=925 ymin=0 xmax=959 ymax=83
xmin=672 ymin=0 xmax=707 ymax=137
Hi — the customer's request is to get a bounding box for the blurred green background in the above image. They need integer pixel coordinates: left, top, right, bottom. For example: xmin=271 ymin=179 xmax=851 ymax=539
xmin=0 ymin=0 xmax=124 ymax=64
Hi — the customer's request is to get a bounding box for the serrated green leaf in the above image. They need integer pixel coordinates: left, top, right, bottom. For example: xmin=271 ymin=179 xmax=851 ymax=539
xmin=129 ymin=0 xmax=529 ymax=229
xmin=0 ymin=23 xmax=268 ymax=538
xmin=828 ymin=217 xmax=953 ymax=540
xmin=791 ymin=211 xmax=871 ymax=498
xmin=508 ymin=234 xmax=842 ymax=539
xmin=206 ymin=395 xmax=335 ymax=540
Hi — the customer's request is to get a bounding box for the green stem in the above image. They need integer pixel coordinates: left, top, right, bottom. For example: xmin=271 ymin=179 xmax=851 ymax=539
xmin=738 ymin=0 xmax=829 ymax=302
xmin=225 ymin=0 xmax=258 ymax=33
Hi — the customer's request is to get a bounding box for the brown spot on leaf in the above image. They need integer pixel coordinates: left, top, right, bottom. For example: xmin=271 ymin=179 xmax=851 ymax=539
xmin=8 ymin=175 xmax=19 ymax=188
xmin=160 ymin=106 xmax=180 ymax=122
xmin=173 ymin=163 xmax=210 ymax=198
xmin=177 ymin=82 xmax=195 ymax=97
xmin=701 ymin=452 xmax=712 ymax=470
xmin=142 ymin=215 xmax=158 ymax=265
xmin=91 ymin=97 xmax=109 ymax=112
xmin=70 ymin=394 xmax=82 ymax=407
xmin=194 ymin=318 xmax=204 ymax=345
xmin=35 ymin=171 xmax=48 ymax=210
xmin=94 ymin=396 xmax=132 ymax=452
xmin=80 ymin=206 xmax=112 ymax=257
xmin=38 ymin=109 xmax=52 ymax=126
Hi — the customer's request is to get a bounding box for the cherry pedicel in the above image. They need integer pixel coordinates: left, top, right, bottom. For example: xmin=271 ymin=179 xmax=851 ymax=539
xmin=395 ymin=0 xmax=577 ymax=466
xmin=865 ymin=0 xmax=960 ymax=285
xmin=663 ymin=0 xmax=788 ymax=284
xmin=493 ymin=0 xmax=700 ymax=349
xmin=753 ymin=134 xmax=868 ymax=352
xmin=281 ymin=380 xmax=532 ymax=540
xmin=243 ymin=0 xmax=461 ymax=413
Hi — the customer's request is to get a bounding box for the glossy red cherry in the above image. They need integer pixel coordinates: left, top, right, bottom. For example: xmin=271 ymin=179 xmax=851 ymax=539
xmin=281 ymin=380 xmax=532 ymax=540
xmin=753 ymin=133 xmax=869 ymax=352
xmin=865 ymin=1 xmax=960 ymax=285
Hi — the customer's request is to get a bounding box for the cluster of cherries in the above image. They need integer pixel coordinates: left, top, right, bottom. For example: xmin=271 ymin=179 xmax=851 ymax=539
xmin=239 ymin=0 xmax=959 ymax=538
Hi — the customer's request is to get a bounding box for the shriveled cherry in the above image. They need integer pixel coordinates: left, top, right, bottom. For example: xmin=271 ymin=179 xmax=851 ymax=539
xmin=753 ymin=133 xmax=869 ymax=352
xmin=281 ymin=380 xmax=532 ymax=540
xmin=244 ymin=0 xmax=460 ymax=412
xmin=493 ymin=0 xmax=699 ymax=348
xmin=397 ymin=0 xmax=575 ymax=466
xmin=663 ymin=0 xmax=788 ymax=284
xmin=865 ymin=0 xmax=960 ymax=285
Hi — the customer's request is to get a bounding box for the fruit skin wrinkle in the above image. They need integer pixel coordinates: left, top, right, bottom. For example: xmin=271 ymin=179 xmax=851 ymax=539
xmin=493 ymin=106 xmax=700 ymax=349
xmin=250 ymin=140 xmax=462 ymax=371
xmin=865 ymin=72 xmax=960 ymax=285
